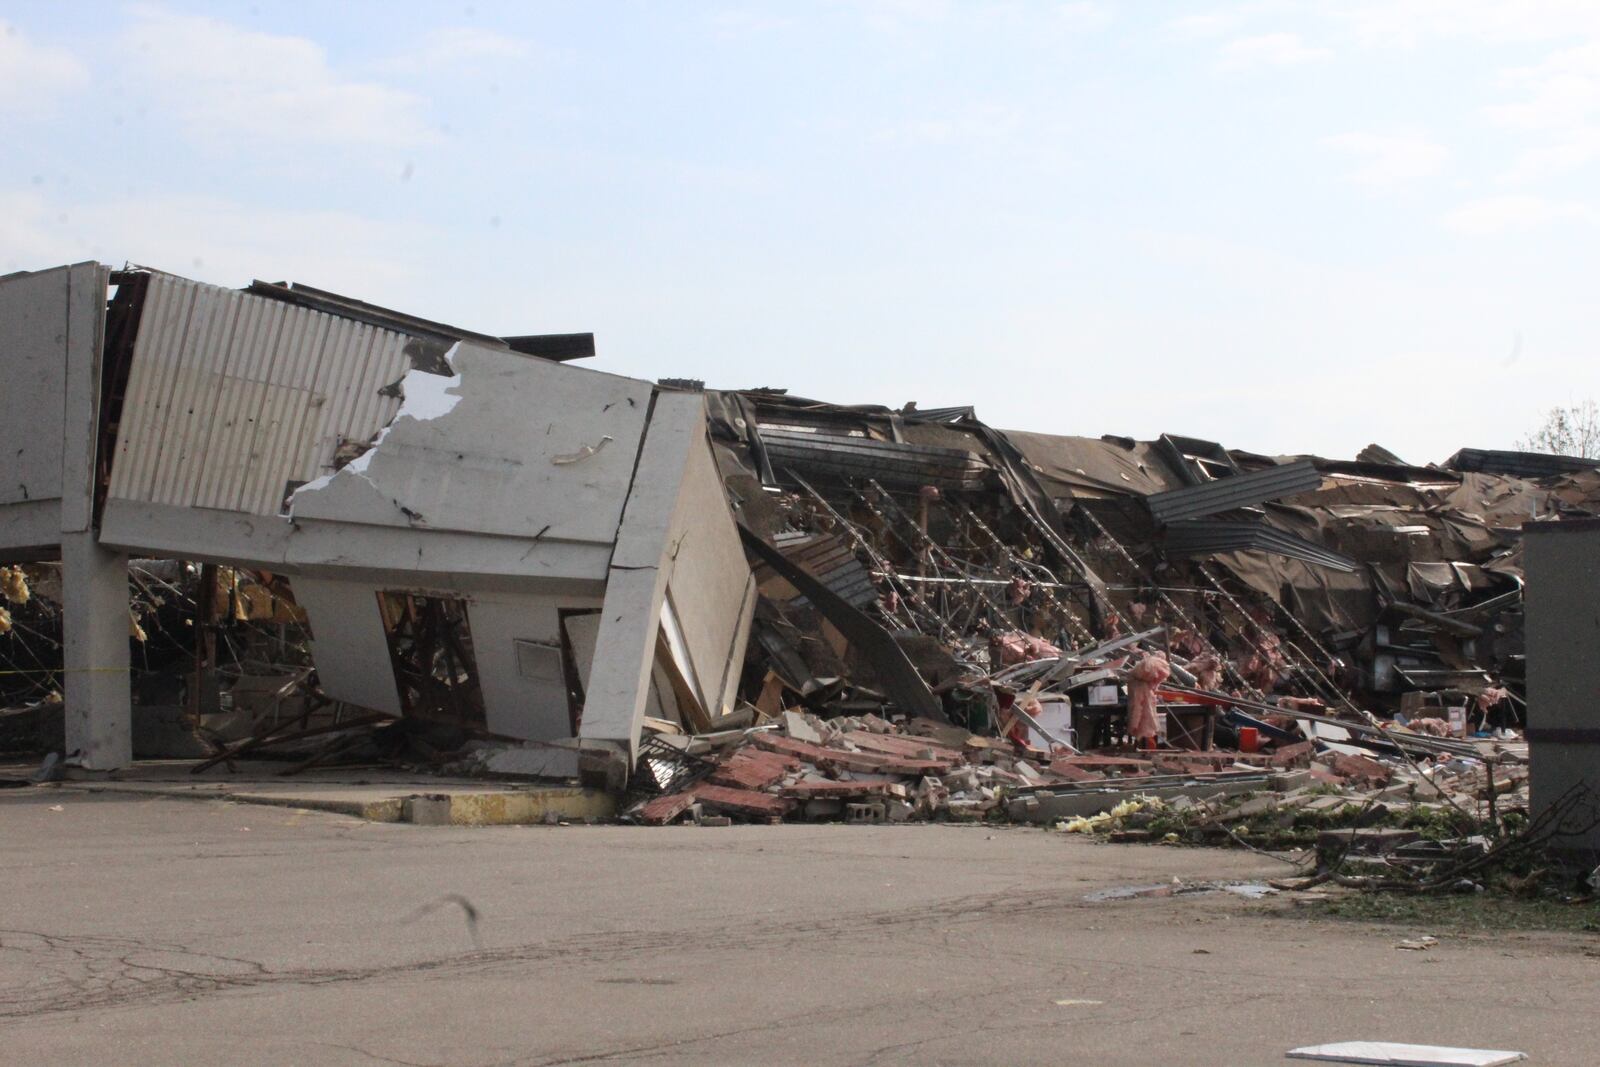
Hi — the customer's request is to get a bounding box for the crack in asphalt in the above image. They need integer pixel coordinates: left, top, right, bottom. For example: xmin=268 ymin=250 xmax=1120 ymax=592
xmin=0 ymin=887 xmax=1083 ymax=1021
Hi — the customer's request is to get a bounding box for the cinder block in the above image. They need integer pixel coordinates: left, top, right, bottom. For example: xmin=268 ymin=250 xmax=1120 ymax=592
xmin=1269 ymin=769 xmax=1313 ymax=792
xmin=803 ymin=798 xmax=845 ymax=820
xmin=845 ymin=802 xmax=887 ymax=824
xmin=403 ymin=794 xmax=453 ymax=826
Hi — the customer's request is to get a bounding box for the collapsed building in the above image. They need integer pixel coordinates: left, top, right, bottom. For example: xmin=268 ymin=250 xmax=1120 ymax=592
xmin=2 ymin=261 xmax=1595 ymax=830
xmin=0 ymin=263 xmax=753 ymax=785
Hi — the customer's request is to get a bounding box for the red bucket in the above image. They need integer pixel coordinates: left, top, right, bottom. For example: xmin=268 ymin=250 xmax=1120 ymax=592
xmin=1238 ymin=726 xmax=1260 ymax=753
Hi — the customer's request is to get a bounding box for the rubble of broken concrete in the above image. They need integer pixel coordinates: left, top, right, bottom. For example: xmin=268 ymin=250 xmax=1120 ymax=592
xmin=615 ymin=661 xmax=1531 ymax=833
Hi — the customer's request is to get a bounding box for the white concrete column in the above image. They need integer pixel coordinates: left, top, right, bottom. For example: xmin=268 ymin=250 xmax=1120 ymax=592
xmin=58 ymin=262 xmax=129 ymax=769
xmin=61 ymin=531 xmax=131 ymax=769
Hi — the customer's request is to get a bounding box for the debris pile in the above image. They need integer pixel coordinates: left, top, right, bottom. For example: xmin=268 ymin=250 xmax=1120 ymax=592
xmin=624 ymin=709 xmax=1052 ymax=825
xmin=616 ymin=652 xmax=1535 ymax=834
xmin=706 ymin=391 xmax=1591 ymax=735
xmin=575 ymin=388 xmax=1588 ymax=834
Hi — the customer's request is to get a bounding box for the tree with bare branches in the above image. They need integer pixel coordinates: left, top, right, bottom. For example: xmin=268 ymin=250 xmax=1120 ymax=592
xmin=1519 ymin=399 xmax=1600 ymax=458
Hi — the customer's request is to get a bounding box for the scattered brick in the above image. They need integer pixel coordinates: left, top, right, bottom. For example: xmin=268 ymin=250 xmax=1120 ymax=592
xmin=710 ymin=748 xmax=797 ymax=790
xmin=841 ymin=730 xmax=963 ymax=763
xmin=751 ymin=732 xmax=949 ymax=775
xmin=1055 ymin=755 xmax=1153 ymax=774
xmin=1151 ymin=752 xmax=1241 ymax=773
xmin=779 ymin=779 xmax=890 ymax=798
xmin=693 ymin=784 xmax=793 ymax=818
xmin=752 ymin=733 xmax=842 ymax=764
xmin=1045 ymin=760 xmax=1105 ymax=782
xmin=1325 ymin=752 xmax=1393 ymax=787
xmin=638 ymin=791 xmax=698 ymax=826
xmin=1267 ymin=740 xmax=1315 ymax=769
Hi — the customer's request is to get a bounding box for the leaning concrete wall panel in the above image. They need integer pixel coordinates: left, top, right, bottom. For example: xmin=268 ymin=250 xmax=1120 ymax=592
xmin=578 ymin=393 xmax=705 ymax=755
xmin=469 ymin=592 xmax=603 ymax=741
xmin=292 ymin=575 xmax=403 ymax=715
xmin=290 ymin=342 xmax=653 ymax=544
xmin=580 ymin=392 xmax=756 ymax=760
xmin=660 ymin=434 xmax=757 ymax=717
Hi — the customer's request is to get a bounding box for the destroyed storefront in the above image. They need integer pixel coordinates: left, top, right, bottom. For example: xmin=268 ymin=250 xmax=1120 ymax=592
xmin=0 ymin=263 xmax=753 ymax=784
xmin=2 ymin=261 xmax=1594 ymax=839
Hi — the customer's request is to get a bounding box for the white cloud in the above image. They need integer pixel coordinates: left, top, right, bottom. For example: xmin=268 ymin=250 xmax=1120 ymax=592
xmin=1485 ymin=40 xmax=1600 ymax=181
xmin=1167 ymin=13 xmax=1229 ymax=36
xmin=1491 ymin=41 xmax=1600 ymax=131
xmin=421 ymin=27 xmax=529 ymax=66
xmin=847 ymin=0 xmax=1102 ymax=36
xmin=1333 ymin=1 xmax=1600 ymax=48
xmin=709 ymin=9 xmax=798 ymax=38
xmin=1500 ymin=131 xmax=1600 ymax=183
xmin=1332 ymin=0 xmax=1600 ymax=187
xmin=0 ymin=188 xmax=432 ymax=294
xmin=1443 ymin=194 xmax=1600 ymax=234
xmin=0 ymin=19 xmax=88 ymax=111
xmin=879 ymin=104 xmax=1022 ymax=146
xmin=368 ymin=26 xmax=533 ymax=76
xmin=120 ymin=6 xmax=436 ymax=149
xmin=854 ymin=0 xmax=953 ymax=32
xmin=1216 ymin=32 xmax=1331 ymax=71
xmin=1321 ymin=132 xmax=1449 ymax=187
xmin=1058 ymin=3 xmax=1110 ymax=30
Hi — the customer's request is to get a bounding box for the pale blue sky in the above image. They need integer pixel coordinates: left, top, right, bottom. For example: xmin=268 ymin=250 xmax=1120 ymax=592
xmin=4 ymin=2 xmax=1597 ymax=461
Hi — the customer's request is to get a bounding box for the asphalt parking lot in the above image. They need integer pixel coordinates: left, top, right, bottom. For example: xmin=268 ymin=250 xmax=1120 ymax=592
xmin=2 ymin=789 xmax=1592 ymax=1066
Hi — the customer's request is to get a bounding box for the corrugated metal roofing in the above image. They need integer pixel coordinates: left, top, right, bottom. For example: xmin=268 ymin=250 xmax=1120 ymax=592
xmin=1445 ymin=447 xmax=1600 ymax=480
xmin=759 ymin=426 xmax=992 ymax=490
xmin=1357 ymin=443 xmax=1407 ymax=466
xmin=1162 ymin=519 xmax=1357 ymax=572
xmin=766 ymin=532 xmax=877 ymax=607
xmin=107 ymin=273 xmax=411 ymax=516
xmin=1144 ymin=459 xmax=1322 ymax=525
xmin=1312 ymin=457 xmax=1461 ymax=487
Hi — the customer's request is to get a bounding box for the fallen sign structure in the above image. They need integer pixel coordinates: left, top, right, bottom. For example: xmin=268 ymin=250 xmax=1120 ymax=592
xmin=0 ymin=260 xmax=1593 ymax=825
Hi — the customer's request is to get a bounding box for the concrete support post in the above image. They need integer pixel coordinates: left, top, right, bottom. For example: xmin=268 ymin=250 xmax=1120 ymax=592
xmin=61 ymin=531 xmax=131 ymax=769
xmin=55 ymin=261 xmax=130 ymax=770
